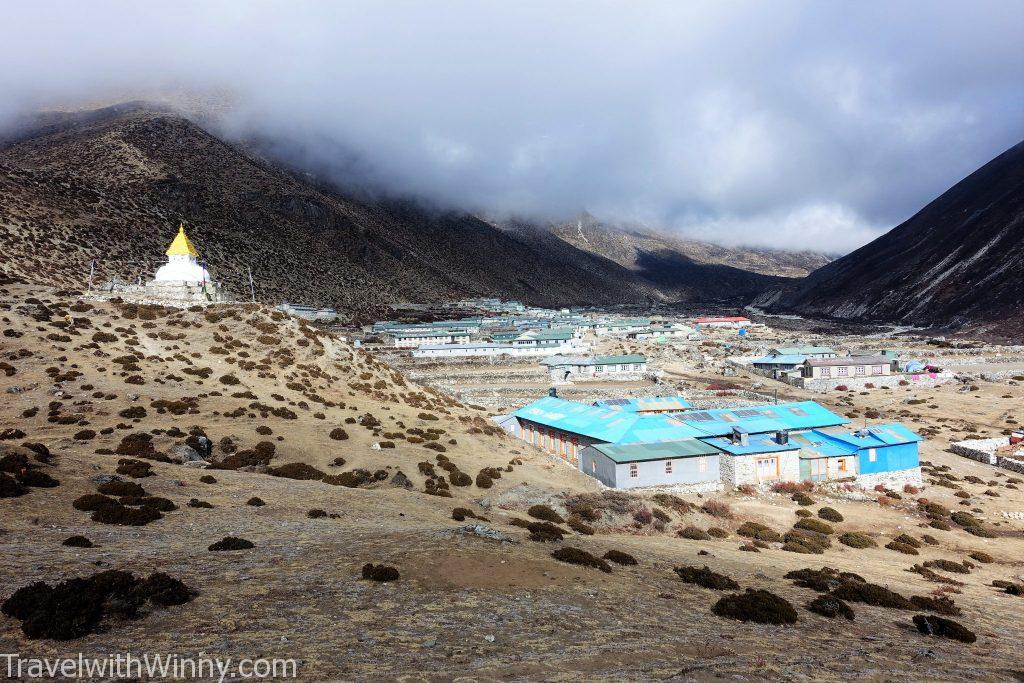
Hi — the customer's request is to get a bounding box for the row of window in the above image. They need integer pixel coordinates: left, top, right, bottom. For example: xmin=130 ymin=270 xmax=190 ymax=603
xmin=628 ymin=457 xmax=711 ymax=478
xmin=593 ymin=363 xmax=645 ymax=373
xmin=819 ymin=365 xmax=885 ymax=377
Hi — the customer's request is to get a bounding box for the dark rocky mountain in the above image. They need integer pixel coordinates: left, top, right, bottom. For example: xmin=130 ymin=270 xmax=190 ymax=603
xmin=0 ymin=103 xmax=801 ymax=319
xmin=757 ymin=140 xmax=1024 ymax=339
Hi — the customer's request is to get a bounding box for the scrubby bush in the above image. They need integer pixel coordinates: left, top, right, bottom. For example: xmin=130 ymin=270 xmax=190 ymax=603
xmin=362 ymin=563 xmax=400 ymax=582
xmin=1 ymin=570 xmax=192 ymax=640
xmin=807 ymin=595 xmax=854 ymax=620
xmin=97 ymin=480 xmax=146 ymax=497
xmin=817 ymin=507 xmax=844 ymax=523
xmin=785 ymin=567 xmax=862 ymax=592
xmin=527 ymin=521 xmax=565 ymax=543
xmin=603 ymin=550 xmax=638 ymax=566
xmin=794 ymin=518 xmax=835 ymax=535
xmin=701 ymin=500 xmax=733 ymax=518
xmin=247 ymin=497 xmax=265 ymax=507
xmin=968 ymin=551 xmax=994 ymax=563
xmin=912 ymin=614 xmax=976 ymax=643
xmin=329 ymin=427 xmax=349 ymax=440
xmin=678 ymin=526 xmax=711 ymax=541
xmin=73 ymin=493 xmax=118 ymax=511
xmin=893 ymin=533 xmax=922 ymax=548
xmin=792 ymin=492 xmax=815 ymax=506
xmin=712 ymin=589 xmax=798 ymax=624
xmin=116 ymin=459 xmax=153 ymax=478
xmin=187 ymin=499 xmax=213 ymax=509
xmin=91 ymin=504 xmax=162 ymax=526
xmin=736 ymin=521 xmax=782 ymax=542
xmin=782 ymin=530 xmax=831 ymax=554
xmin=552 ymin=547 xmax=612 ymax=572
xmin=886 ymin=541 xmax=919 ymax=555
xmin=448 ymin=470 xmax=471 ymax=487
xmin=199 ymin=475 xmax=217 ymax=484
xmin=566 ymin=517 xmax=594 ymax=535
xmin=267 ymin=463 xmax=326 ymax=480
xmin=838 ymin=532 xmax=877 ymax=549
xmin=910 ymin=594 xmax=961 ymax=616
xmin=120 ymin=496 xmax=177 ymax=512
xmin=528 ymin=504 xmax=565 ymax=524
xmin=475 ymin=471 xmax=494 ymax=488
xmin=706 ymin=527 xmax=728 ymax=539
xmin=62 ymin=536 xmax=93 ymax=548
xmin=794 ymin=508 xmax=813 ymax=518
xmin=831 ymin=581 xmax=914 ymax=609
xmin=208 ymin=537 xmax=254 ymax=551
xmin=674 ymin=565 xmax=739 ymax=590
xmin=924 ymin=559 xmax=971 ymax=574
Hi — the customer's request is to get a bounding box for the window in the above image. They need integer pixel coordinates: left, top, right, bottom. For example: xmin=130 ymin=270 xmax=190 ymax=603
xmin=591 ymin=460 xmax=597 ymax=473
xmin=629 ymin=464 xmax=638 ymax=478
xmin=756 ymin=457 xmax=778 ymax=479
xmin=821 ymin=366 xmax=831 ymax=377
xmin=837 ymin=458 xmax=848 ymax=472
xmin=837 ymin=366 xmax=848 ymax=376
xmin=594 ymin=365 xmax=604 ymax=373
xmin=871 ymin=365 xmax=883 ymax=375
xmin=868 ymin=448 xmax=877 ymax=463
xmin=633 ymin=363 xmax=642 ymax=371
xmin=665 ymin=460 xmax=673 ymax=474
xmin=855 ymin=366 xmax=866 ymax=376
xmin=620 ymin=364 xmax=629 ymax=372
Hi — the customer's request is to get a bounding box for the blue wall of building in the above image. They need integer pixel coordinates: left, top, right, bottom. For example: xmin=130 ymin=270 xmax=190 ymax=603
xmin=857 ymin=442 xmax=919 ymax=474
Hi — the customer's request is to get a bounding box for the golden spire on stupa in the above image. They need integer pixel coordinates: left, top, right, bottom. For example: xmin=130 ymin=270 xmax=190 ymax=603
xmin=165 ymin=223 xmax=200 ymax=258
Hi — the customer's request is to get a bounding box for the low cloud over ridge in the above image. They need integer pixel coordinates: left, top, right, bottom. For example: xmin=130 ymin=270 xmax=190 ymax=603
xmin=1 ymin=0 xmax=1022 ymax=252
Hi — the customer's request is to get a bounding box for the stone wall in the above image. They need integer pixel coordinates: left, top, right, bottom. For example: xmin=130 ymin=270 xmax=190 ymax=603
xmin=854 ymin=467 xmax=923 ymax=490
xmin=950 ymin=438 xmax=1006 ymax=465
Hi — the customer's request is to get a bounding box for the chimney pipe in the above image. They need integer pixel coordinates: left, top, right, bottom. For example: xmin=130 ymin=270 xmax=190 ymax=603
xmin=548 ymin=387 xmax=557 ymax=398
xmin=775 ymin=430 xmax=788 ymax=445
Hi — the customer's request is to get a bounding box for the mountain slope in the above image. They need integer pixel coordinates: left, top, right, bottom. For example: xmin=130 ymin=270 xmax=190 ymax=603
xmin=550 ymin=214 xmax=831 ymax=278
xmin=533 ymin=215 xmax=808 ymax=301
xmin=0 ymin=104 xmax=663 ymax=319
xmin=759 ymin=140 xmax=1024 ymax=338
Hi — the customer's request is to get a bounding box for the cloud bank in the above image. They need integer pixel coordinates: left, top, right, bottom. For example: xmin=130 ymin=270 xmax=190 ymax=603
xmin=1 ymin=0 xmax=1022 ymax=252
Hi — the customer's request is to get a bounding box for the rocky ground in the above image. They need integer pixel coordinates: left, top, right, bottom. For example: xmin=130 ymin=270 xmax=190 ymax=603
xmin=2 ymin=283 xmax=1023 ymax=681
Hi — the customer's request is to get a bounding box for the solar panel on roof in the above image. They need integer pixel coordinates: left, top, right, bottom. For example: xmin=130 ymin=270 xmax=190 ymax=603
xmin=789 ymin=407 xmax=809 ymax=416
xmin=603 ymin=398 xmax=630 ymax=406
xmin=734 ymin=409 xmax=760 ymax=417
xmin=685 ymin=412 xmax=713 ymax=421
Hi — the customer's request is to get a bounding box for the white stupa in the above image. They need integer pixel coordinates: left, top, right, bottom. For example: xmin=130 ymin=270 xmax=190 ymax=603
xmin=154 ymin=223 xmax=211 ymax=284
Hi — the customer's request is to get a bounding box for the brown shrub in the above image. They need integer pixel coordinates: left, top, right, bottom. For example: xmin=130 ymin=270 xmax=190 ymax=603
xmin=701 ymin=500 xmax=733 ymax=518
xmin=736 ymin=521 xmax=782 ymax=543
xmin=807 ymin=594 xmax=854 ymax=620
xmin=831 ymin=581 xmax=914 ymax=609
xmin=712 ymin=589 xmax=798 ymax=624
xmin=817 ymin=507 xmax=844 ymax=523
xmin=362 ymin=563 xmax=400 ymax=582
xmin=912 ymin=615 xmax=976 ymax=643
xmin=91 ymin=504 xmax=162 ymax=526
xmin=528 ymin=504 xmax=565 ymax=524
xmin=62 ymin=535 xmax=93 ymax=548
xmin=246 ymin=497 xmax=266 ymax=506
xmin=267 ymin=463 xmax=326 ymax=480
xmin=97 ymin=481 xmax=146 ymax=497
xmin=838 ymin=532 xmax=877 ymax=549
xmin=794 ymin=518 xmax=835 ymax=535
xmin=552 ymin=547 xmax=612 ymax=572
xmin=329 ymin=428 xmax=349 ymax=441
xmin=603 ymin=550 xmax=638 ymax=566
xmin=208 ymin=537 xmax=255 ymax=551
xmin=674 ymin=565 xmax=739 ymax=590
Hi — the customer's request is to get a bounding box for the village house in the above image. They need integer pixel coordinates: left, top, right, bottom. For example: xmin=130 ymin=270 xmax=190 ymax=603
xmin=693 ymin=316 xmax=750 ymax=328
xmin=751 ymin=354 xmax=807 ymax=378
xmin=802 ymin=355 xmax=892 ymax=379
xmin=392 ymin=329 xmax=471 ymax=348
xmin=767 ymin=346 xmax=836 ymax=359
xmin=513 ymin=328 xmax=579 ymax=348
xmin=593 ymin=319 xmax=651 ymax=336
xmin=578 ymin=441 xmax=721 ymax=491
xmin=541 ymin=354 xmax=647 ymax=382
xmin=505 ymin=395 xmax=922 ymax=490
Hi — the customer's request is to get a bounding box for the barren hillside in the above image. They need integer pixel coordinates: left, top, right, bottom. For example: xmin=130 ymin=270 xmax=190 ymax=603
xmin=1 ymin=282 xmax=1023 ymax=680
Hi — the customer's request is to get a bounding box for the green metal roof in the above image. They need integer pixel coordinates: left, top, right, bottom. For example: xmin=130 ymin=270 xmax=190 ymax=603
xmin=592 ymin=354 xmax=646 ymax=365
xmin=590 ymin=439 xmax=720 ymax=463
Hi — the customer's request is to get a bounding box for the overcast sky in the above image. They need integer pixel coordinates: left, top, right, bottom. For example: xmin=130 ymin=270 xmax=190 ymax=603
xmin=1 ymin=1 xmax=1022 ymax=252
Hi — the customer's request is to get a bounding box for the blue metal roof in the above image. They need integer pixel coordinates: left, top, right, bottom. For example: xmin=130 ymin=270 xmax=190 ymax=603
xmin=700 ymin=432 xmax=799 ymax=455
xmin=790 ymin=431 xmax=860 ymax=457
xmin=752 ymin=355 xmax=806 ymax=365
xmin=512 ymin=396 xmax=704 ymax=444
xmin=814 ymin=423 xmax=923 ymax=449
xmin=512 ymin=397 xmax=847 ymax=444
xmin=593 ymin=396 xmax=691 ymax=412
xmin=668 ymin=401 xmax=848 ymax=437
